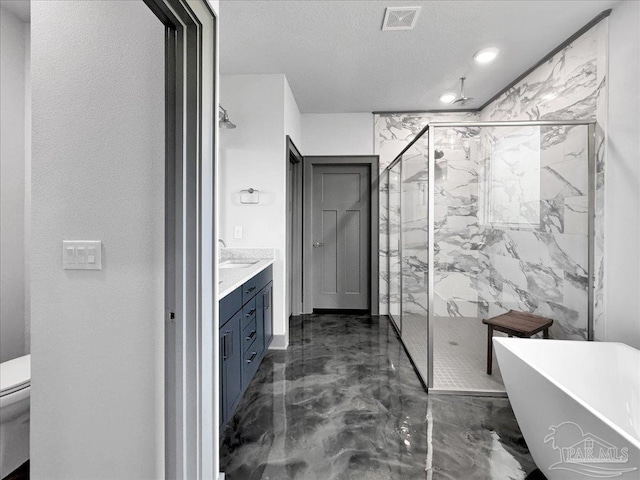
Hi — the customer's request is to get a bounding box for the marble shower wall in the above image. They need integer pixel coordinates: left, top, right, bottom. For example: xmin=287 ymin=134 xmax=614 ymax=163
xmin=474 ymin=124 xmax=589 ymax=339
xmin=386 ymin=167 xmax=402 ymax=325
xmin=479 ymin=20 xmax=607 ymax=339
xmin=432 ymin=127 xmax=483 ymax=318
xmin=432 ymin=123 xmax=591 ymax=338
xmin=375 ymin=112 xmax=479 ymax=316
xmin=375 ymin=19 xmax=608 ymax=340
xmin=400 ymin=140 xmax=430 ymax=319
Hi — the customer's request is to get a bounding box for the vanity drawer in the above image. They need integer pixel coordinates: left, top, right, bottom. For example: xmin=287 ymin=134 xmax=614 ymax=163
xmin=255 ymin=265 xmax=273 ymax=296
xmin=241 ymin=264 xmax=273 ymax=304
xmin=242 ymin=317 xmax=258 ymax=352
xmin=241 ymin=297 xmax=257 ymax=330
xmin=242 ymin=344 xmax=262 ymax=389
xmin=242 ymin=277 xmax=260 ymax=303
xmin=220 ymin=286 xmax=242 ymax=326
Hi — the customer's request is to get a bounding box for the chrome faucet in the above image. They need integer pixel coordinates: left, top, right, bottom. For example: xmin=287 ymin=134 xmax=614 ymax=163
xmin=218 ymin=238 xmax=227 ymax=248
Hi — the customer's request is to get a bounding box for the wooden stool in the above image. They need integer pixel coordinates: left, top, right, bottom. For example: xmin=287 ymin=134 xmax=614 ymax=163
xmin=482 ymin=310 xmax=553 ymax=375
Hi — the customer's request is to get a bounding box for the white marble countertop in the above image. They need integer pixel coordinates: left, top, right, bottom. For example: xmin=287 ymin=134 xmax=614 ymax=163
xmin=218 ymin=248 xmax=275 ymax=299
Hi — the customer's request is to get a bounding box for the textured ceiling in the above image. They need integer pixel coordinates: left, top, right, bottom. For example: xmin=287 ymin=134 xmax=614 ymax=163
xmin=0 ymin=0 xmax=30 ymax=22
xmin=220 ymin=0 xmax=619 ymax=113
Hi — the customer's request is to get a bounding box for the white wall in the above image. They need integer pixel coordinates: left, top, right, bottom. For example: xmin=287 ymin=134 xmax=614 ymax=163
xmin=208 ymin=0 xmax=219 ymax=15
xmin=301 ymin=113 xmax=374 ymax=156
xmin=0 ymin=5 xmax=28 ymax=363
xmin=284 ymin=76 xmax=302 ymax=152
xmin=220 ymin=73 xmax=301 ymax=346
xmin=31 ymin=2 xmax=165 ymax=478
xmin=604 ymin=0 xmax=640 ymax=348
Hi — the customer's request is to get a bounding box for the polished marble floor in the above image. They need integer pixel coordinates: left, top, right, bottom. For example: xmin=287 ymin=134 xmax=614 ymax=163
xmin=220 ymin=314 xmax=544 ymax=480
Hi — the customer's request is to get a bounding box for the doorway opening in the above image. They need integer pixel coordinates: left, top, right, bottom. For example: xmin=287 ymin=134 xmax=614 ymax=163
xmin=302 ymin=156 xmax=380 ymax=314
xmin=0 ymin=3 xmax=31 ymax=477
xmin=144 ymin=0 xmax=217 ymax=477
xmin=286 ymin=136 xmax=303 ymax=319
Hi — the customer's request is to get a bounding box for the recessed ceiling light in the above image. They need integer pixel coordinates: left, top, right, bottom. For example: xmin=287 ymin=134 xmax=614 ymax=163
xmin=440 ymin=93 xmax=456 ymax=104
xmin=474 ymin=47 xmax=499 ymax=64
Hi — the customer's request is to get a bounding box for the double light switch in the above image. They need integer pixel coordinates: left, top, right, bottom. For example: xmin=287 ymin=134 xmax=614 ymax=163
xmin=63 ymin=241 xmax=102 ymax=270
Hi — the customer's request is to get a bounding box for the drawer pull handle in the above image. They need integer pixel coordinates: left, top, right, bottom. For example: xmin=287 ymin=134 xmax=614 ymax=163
xmin=246 ymin=352 xmax=257 ymax=363
xmin=222 ymin=333 xmax=227 ymax=360
xmin=246 ymin=286 xmax=256 ymax=293
xmin=246 ymin=308 xmax=256 ymax=317
xmin=246 ymin=330 xmax=256 ymax=341
xmin=223 ymin=330 xmax=232 ymax=358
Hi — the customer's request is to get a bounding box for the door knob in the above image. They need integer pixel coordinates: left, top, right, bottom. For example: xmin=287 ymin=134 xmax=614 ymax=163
xmin=313 ymin=242 xmax=324 ymax=248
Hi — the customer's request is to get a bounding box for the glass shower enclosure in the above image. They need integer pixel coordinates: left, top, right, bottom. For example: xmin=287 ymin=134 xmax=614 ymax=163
xmin=386 ymin=120 xmax=596 ymax=393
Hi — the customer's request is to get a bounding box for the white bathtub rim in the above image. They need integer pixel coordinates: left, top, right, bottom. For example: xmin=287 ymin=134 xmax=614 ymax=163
xmin=494 ymin=337 xmax=640 ymax=449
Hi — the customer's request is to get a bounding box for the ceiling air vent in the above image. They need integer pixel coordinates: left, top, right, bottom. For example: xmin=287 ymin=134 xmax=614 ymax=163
xmin=382 ymin=6 xmax=421 ymax=31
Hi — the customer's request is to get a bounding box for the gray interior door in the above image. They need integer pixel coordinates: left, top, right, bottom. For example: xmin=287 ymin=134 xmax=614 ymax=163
xmin=312 ymin=164 xmax=370 ymax=309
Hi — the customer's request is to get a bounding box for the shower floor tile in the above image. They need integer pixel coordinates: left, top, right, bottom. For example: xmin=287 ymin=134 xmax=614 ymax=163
xmin=433 ymin=316 xmax=506 ymax=393
xmin=396 ymin=314 xmax=506 ymax=393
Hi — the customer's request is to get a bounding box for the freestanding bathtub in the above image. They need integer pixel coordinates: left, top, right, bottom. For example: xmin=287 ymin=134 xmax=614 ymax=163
xmin=494 ymin=338 xmax=639 ymax=480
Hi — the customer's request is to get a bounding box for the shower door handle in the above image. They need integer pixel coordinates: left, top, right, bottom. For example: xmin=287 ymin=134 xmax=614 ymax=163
xmin=313 ymin=242 xmax=324 ymax=248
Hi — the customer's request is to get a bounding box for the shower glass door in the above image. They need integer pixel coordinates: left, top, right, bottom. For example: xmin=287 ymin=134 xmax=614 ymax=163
xmin=399 ymin=134 xmax=430 ymax=382
xmin=429 ymin=122 xmax=594 ymax=392
xmin=388 ymin=162 xmax=402 ymax=332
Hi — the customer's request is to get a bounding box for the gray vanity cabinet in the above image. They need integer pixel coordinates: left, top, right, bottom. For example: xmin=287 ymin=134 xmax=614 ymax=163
xmin=262 ymin=282 xmax=273 ymax=351
xmin=219 ymin=265 xmax=273 ymax=430
xmin=219 ymin=311 xmax=242 ymax=426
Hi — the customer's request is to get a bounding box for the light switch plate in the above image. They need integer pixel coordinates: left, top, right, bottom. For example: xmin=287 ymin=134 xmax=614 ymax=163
xmin=63 ymin=241 xmax=102 ymax=270
xmin=233 ymin=226 xmax=243 ymax=239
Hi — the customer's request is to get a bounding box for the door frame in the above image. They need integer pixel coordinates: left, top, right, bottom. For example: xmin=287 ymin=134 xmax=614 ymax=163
xmin=286 ymin=136 xmax=304 ymax=317
xmin=302 ymin=156 xmax=379 ymax=315
xmin=143 ymin=1 xmax=217 ymax=478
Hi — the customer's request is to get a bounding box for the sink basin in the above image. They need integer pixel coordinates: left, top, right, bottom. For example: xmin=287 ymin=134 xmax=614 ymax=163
xmin=219 ymin=260 xmax=258 ymax=269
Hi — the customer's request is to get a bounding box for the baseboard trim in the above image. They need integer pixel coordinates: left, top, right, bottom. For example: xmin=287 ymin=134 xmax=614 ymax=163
xmin=269 ymin=334 xmax=288 ymax=350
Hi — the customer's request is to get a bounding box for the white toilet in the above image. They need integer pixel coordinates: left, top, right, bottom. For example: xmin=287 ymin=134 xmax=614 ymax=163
xmin=0 ymin=355 xmax=30 ymax=478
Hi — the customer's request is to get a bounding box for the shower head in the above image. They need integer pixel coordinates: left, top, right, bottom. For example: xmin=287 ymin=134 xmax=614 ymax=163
xmin=452 ymin=77 xmax=474 ymax=106
xmin=218 ymin=105 xmax=237 ymax=129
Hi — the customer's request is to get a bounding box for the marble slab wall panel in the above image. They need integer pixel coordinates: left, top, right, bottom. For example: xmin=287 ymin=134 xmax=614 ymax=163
xmin=480 ymin=20 xmax=608 ymax=339
xmin=478 ymin=230 xmax=589 ymax=339
xmin=474 ymin=122 xmax=591 ymax=339
xmin=401 ymin=148 xmax=429 ymax=318
xmin=433 ymin=127 xmax=483 ymax=318
xmin=387 ymin=168 xmax=402 ymax=322
xmin=375 ymin=112 xmax=479 ymax=316
xmin=379 ymin=169 xmax=391 ymax=318
xmin=479 ymin=22 xmax=606 ymax=123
